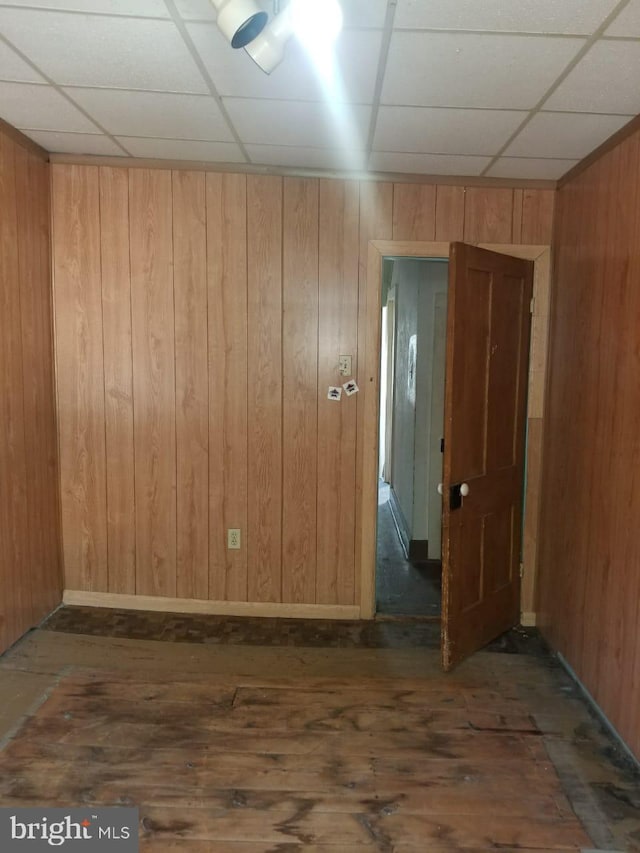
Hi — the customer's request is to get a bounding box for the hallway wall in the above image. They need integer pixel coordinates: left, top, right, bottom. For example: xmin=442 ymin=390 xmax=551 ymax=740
xmin=537 ymin=124 xmax=640 ymax=758
xmin=0 ymin=124 xmax=62 ymax=654
xmin=51 ymin=164 xmax=554 ymax=614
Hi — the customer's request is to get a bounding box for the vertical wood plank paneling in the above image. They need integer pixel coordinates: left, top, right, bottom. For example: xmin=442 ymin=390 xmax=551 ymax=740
xmin=317 ymin=179 xmax=362 ymax=605
xmin=521 ymin=189 xmax=555 ymax=245
xmin=173 ymin=171 xmax=209 ymax=601
xmin=512 ymin=188 xmax=524 ymax=244
xmin=282 ymin=178 xmax=319 ymax=604
xmin=247 ymin=176 xmax=283 ymax=603
xmin=435 ymin=186 xmax=465 ymax=241
xmin=51 ymin=167 xmax=561 ymax=623
xmin=392 ymin=183 xmax=436 ymax=241
xmin=538 ymin=125 xmax=640 ymax=760
xmin=578 ymin=150 xmax=618 ymax=698
xmin=14 ymin=144 xmax=42 ymax=626
xmin=207 ymin=173 xmax=248 ymax=602
xmin=99 ymin=167 xmax=136 ymax=595
xmin=0 ymin=130 xmax=60 ymax=655
xmin=30 ymin=153 xmax=62 ymax=619
xmin=129 ymin=169 xmax=176 ymax=598
xmin=52 ymin=165 xmax=108 ymax=593
xmin=604 ymin=133 xmax=640 ymax=750
xmin=464 ymin=187 xmax=514 ymax=243
xmin=0 ymin=131 xmax=29 ymax=646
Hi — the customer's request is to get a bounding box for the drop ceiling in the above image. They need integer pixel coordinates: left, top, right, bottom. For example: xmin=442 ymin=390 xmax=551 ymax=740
xmin=0 ymin=0 xmax=638 ymax=181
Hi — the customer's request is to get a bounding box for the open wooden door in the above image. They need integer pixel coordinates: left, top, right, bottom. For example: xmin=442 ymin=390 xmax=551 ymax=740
xmin=441 ymin=243 xmax=533 ymax=671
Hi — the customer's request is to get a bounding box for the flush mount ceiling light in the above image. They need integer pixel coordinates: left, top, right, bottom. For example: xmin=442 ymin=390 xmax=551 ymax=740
xmin=245 ymin=0 xmax=343 ymax=74
xmin=209 ymin=0 xmax=268 ymax=48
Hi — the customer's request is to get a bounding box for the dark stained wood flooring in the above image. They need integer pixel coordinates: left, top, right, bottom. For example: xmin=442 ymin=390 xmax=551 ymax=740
xmin=0 ymin=613 xmax=638 ymax=851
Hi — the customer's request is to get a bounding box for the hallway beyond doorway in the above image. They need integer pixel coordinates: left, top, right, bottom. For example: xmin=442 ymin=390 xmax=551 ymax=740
xmin=376 ymin=481 xmax=441 ymax=617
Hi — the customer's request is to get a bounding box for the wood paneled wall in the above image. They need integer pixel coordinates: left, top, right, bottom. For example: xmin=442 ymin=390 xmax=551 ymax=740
xmin=538 ymin=127 xmax=640 ymax=758
xmin=52 ymin=164 xmax=553 ymax=611
xmin=0 ymin=127 xmax=61 ymax=654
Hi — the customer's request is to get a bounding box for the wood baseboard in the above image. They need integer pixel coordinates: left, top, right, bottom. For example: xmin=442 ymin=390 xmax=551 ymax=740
xmin=62 ymin=590 xmax=361 ymax=621
xmin=520 ymin=611 xmax=537 ymax=627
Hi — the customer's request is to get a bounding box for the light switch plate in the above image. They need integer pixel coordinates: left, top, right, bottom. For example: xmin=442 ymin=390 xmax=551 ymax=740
xmin=338 ymin=355 xmax=352 ymax=376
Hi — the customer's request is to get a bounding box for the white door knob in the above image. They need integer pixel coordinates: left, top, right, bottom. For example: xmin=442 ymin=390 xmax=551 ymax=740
xmin=437 ymin=483 xmax=444 ymax=495
xmin=460 ymin=483 xmax=470 ymax=497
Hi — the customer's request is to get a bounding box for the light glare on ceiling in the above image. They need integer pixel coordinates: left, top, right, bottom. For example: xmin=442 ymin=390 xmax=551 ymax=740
xmin=291 ymin=0 xmax=343 ymax=51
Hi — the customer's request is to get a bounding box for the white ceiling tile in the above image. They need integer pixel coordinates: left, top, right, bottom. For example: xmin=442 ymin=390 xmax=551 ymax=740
xmin=395 ymin=0 xmax=619 ymax=35
xmin=486 ymin=157 xmax=579 ymax=180
xmin=67 ymin=88 xmax=235 ymax=140
xmin=245 ymin=144 xmax=367 ymax=171
xmin=369 ymin=151 xmax=491 ymax=176
xmin=0 ymin=9 xmax=208 ymax=93
xmin=0 ymin=0 xmax=168 ymax=14
xmin=0 ymin=81 xmax=99 ymax=131
xmin=504 ymin=111 xmax=631 ymax=158
xmin=545 ymin=41 xmax=640 ymax=115
xmin=606 ymin=0 xmax=640 ymax=36
xmin=117 ymin=136 xmax=246 ymax=162
xmin=382 ymin=32 xmax=584 ymax=109
xmin=23 ymin=129 xmax=125 ymax=155
xmin=223 ymin=98 xmax=371 ymax=147
xmin=340 ymin=0 xmax=388 ymax=28
xmin=0 ymin=39 xmax=45 ymax=82
xmin=373 ymin=106 xmax=527 ymax=156
xmin=173 ymin=0 xmax=217 ymax=21
xmin=188 ymin=23 xmax=381 ymax=103
xmin=176 ymin=0 xmax=388 ymax=28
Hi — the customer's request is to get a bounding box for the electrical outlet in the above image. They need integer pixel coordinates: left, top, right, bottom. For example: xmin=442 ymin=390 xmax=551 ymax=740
xmin=227 ymin=528 xmax=241 ymax=550
xmin=338 ymin=355 xmax=352 ymax=376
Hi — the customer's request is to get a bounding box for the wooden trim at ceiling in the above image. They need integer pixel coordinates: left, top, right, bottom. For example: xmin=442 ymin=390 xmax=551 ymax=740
xmin=0 ymin=118 xmax=49 ymax=161
xmin=558 ymin=113 xmax=640 ymax=188
xmin=48 ymin=153 xmax=558 ymax=189
xmin=63 ymin=589 xmax=362 ymax=620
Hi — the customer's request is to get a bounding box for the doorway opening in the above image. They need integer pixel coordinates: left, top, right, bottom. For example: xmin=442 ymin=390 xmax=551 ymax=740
xmin=360 ymin=240 xmax=551 ymax=668
xmin=376 ymin=257 xmax=448 ymax=617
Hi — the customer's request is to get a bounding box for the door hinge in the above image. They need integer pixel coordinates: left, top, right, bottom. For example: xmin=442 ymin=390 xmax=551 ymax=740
xmin=440 ymin=437 xmax=444 ymax=453
xmin=519 ymin=562 xmax=524 ymax=578
xmin=529 ymin=297 xmax=535 ymax=314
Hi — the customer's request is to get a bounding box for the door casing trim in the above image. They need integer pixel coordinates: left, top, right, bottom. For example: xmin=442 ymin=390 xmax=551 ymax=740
xmin=358 ymin=241 xmax=551 ymax=620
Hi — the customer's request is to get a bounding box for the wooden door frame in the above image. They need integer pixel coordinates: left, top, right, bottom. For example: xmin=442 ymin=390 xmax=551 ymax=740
xmin=358 ymin=240 xmax=551 ymax=619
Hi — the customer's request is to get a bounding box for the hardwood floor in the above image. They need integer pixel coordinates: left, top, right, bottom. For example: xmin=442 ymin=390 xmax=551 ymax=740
xmin=0 ymin=617 xmax=638 ymax=851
